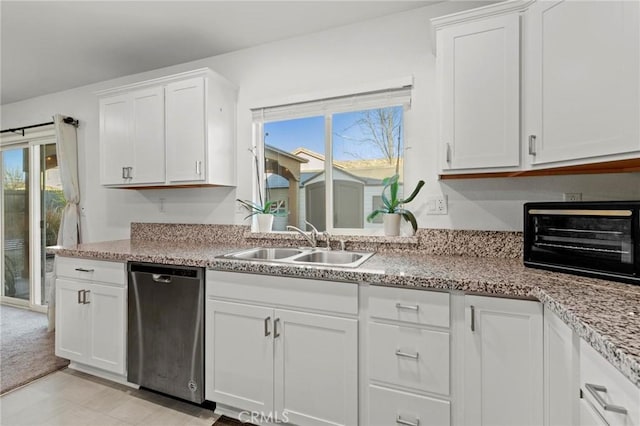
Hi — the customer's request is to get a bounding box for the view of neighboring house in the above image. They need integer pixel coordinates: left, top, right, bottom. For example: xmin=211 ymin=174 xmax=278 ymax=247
xmin=265 ymin=145 xmax=403 ymax=231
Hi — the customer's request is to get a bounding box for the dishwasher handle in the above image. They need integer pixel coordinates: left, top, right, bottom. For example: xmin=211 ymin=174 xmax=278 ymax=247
xmin=152 ymin=274 xmax=172 ymax=284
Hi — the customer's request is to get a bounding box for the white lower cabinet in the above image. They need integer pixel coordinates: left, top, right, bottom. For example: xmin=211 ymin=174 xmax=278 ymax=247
xmin=579 ymin=340 xmax=640 ymax=426
xmin=205 ymin=271 xmax=358 ymax=426
xmin=462 ymin=295 xmax=543 ymax=426
xmin=366 ymin=286 xmax=451 ymax=426
xmin=55 ymin=257 xmax=126 ymax=376
xmin=543 ymin=306 xmax=578 ymax=426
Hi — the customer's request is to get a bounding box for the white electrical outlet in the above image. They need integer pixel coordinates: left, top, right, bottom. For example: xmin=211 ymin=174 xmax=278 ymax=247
xmin=159 ymin=198 xmax=166 ymax=213
xmin=426 ymin=195 xmax=448 ymax=215
xmin=563 ymin=193 xmax=582 ymax=202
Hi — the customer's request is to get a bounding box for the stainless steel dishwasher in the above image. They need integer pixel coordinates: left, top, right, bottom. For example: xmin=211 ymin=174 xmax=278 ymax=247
xmin=128 ymin=262 xmax=204 ymax=403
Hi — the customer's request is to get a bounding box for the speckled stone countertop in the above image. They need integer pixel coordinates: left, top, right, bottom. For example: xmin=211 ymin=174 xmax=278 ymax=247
xmin=52 ymin=239 xmax=640 ymax=389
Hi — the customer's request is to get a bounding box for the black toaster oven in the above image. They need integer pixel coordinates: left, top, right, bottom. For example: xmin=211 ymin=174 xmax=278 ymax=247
xmin=524 ymin=201 xmax=639 ymax=285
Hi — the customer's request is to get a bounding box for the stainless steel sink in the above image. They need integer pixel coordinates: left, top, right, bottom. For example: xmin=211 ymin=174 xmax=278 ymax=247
xmin=292 ymin=251 xmax=372 ymax=267
xmin=224 ymin=247 xmax=304 ymax=260
xmin=220 ymin=247 xmax=374 ymax=268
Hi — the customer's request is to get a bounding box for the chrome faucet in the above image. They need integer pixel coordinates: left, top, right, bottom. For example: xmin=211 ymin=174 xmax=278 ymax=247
xmin=322 ymin=231 xmax=332 ymax=250
xmin=286 ymin=220 xmax=319 ymax=248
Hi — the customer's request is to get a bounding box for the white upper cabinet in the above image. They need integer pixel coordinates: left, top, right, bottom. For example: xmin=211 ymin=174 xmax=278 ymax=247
xmin=100 ymin=86 xmax=165 ymax=186
xmin=433 ymin=0 xmax=640 ymax=175
xmin=166 ymin=77 xmax=206 ymax=183
xmin=98 ymin=68 xmax=237 ymax=188
xmin=525 ymin=0 xmax=640 ymax=166
xmin=437 ymin=12 xmax=521 ymax=172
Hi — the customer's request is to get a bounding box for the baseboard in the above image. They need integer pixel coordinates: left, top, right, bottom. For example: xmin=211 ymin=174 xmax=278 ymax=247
xmin=68 ymin=362 xmax=138 ymax=389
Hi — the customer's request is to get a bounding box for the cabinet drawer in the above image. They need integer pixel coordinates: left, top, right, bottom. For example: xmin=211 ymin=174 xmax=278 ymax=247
xmin=369 ymin=385 xmax=450 ymax=426
xmin=369 ymin=322 xmax=449 ymax=395
xmin=369 ymin=286 xmax=449 ymax=328
xmin=56 ymin=257 xmax=125 ymax=286
xmin=207 ymin=270 xmax=357 ymax=315
xmin=580 ymin=340 xmax=640 ymax=426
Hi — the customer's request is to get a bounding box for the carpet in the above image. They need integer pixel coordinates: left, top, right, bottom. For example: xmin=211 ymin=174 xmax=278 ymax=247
xmin=0 ymin=304 xmax=69 ymax=394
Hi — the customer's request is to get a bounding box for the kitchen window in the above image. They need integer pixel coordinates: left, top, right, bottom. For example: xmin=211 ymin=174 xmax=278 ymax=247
xmin=252 ymin=85 xmax=411 ymax=234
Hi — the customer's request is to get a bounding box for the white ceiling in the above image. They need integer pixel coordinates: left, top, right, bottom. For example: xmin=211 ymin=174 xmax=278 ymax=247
xmin=1 ymin=1 xmax=437 ymax=105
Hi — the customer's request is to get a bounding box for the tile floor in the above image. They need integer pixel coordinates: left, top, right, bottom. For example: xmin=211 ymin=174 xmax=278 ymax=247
xmin=0 ymin=369 xmax=219 ymax=426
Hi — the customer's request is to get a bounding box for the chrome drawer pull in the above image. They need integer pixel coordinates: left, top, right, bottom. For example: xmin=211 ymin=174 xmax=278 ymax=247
xmin=585 ymin=383 xmax=628 ymax=415
xmin=75 ymin=268 xmax=94 ymax=273
xmin=470 ymin=305 xmax=475 ymax=332
xmin=77 ymin=290 xmax=83 ymax=304
xmin=395 ymin=303 xmax=419 ymax=311
xmin=82 ymin=290 xmax=90 ymax=304
xmin=395 ymin=349 xmax=419 ymax=360
xmin=274 ymin=318 xmax=281 ymax=338
xmin=264 ymin=316 xmax=271 ymax=337
xmin=396 ymin=415 xmax=420 ymax=426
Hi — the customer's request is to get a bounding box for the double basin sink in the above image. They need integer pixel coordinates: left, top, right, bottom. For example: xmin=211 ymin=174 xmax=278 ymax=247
xmin=220 ymin=247 xmax=374 ymax=268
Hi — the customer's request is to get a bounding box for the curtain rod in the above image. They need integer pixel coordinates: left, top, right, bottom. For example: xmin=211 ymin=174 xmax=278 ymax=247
xmin=0 ymin=116 xmax=79 ymax=136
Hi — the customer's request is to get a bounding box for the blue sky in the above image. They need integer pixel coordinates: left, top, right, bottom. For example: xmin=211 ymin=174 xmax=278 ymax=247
xmin=2 ymin=149 xmax=26 ymax=176
xmin=264 ymin=107 xmax=403 ymax=161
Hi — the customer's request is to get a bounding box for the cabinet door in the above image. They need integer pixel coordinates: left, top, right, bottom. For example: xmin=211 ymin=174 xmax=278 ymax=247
xmin=439 ymin=13 xmax=520 ymax=171
xmin=85 ymin=283 xmax=126 ymax=375
xmin=463 ymin=296 xmax=543 ymax=426
xmin=579 ymin=398 xmax=608 ymax=426
xmin=130 ymin=87 xmax=165 ymax=185
xmin=55 ymin=278 xmax=87 ymax=362
xmin=274 ymin=309 xmax=358 ymax=426
xmin=205 ymin=300 xmax=274 ymax=414
xmin=544 ymin=307 xmax=577 ymax=426
xmin=99 ymin=94 xmax=132 ymax=185
xmin=166 ymin=77 xmax=206 ymax=183
xmin=526 ymin=1 xmax=640 ymax=165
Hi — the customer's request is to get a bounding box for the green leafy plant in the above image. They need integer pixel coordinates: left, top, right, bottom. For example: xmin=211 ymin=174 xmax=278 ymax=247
xmin=236 ymin=199 xmax=278 ymax=220
xmin=366 ymin=174 xmax=425 ymax=232
xmin=236 ymin=146 xmax=284 ymax=220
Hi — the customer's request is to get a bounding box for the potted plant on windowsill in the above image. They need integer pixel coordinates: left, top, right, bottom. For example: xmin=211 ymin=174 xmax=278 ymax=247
xmin=236 ymin=146 xmax=283 ymax=232
xmin=366 ymin=174 xmax=425 ymax=236
xmin=236 ymin=199 xmax=277 ymax=232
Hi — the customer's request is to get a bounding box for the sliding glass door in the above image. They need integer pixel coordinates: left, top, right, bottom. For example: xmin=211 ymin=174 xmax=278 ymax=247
xmin=2 ymin=146 xmax=31 ymax=303
xmin=40 ymin=143 xmax=65 ymax=306
xmin=1 ymin=138 xmax=60 ymax=309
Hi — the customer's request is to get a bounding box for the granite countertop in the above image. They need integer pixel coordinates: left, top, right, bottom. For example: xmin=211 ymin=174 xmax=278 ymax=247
xmin=52 ymin=239 xmax=640 ymax=389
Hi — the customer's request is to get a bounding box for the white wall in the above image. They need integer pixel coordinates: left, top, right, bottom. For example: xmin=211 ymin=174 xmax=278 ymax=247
xmin=2 ymin=2 xmax=639 ymax=242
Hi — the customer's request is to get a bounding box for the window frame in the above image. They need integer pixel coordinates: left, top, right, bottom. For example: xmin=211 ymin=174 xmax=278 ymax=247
xmin=251 ymin=86 xmax=412 ymax=235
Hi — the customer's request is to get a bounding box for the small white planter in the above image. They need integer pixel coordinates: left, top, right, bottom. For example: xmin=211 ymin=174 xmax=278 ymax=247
xmin=256 ymin=213 xmax=274 ymax=233
xmin=383 ymin=213 xmax=401 ymax=236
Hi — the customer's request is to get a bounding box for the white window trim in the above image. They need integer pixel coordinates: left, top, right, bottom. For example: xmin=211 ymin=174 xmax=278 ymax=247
xmin=251 ymin=85 xmax=412 ymax=235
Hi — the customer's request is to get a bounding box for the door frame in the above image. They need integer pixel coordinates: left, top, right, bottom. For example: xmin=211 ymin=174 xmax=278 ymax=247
xmin=1 ymin=126 xmax=56 ymax=312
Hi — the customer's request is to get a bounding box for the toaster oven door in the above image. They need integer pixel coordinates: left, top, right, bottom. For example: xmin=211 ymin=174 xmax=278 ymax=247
xmin=526 ymin=208 xmax=636 ymax=277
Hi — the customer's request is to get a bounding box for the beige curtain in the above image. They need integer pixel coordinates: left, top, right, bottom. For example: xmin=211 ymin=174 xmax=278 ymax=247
xmin=49 ymin=114 xmax=80 ymax=330
xmin=54 ymin=114 xmax=80 ymax=246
